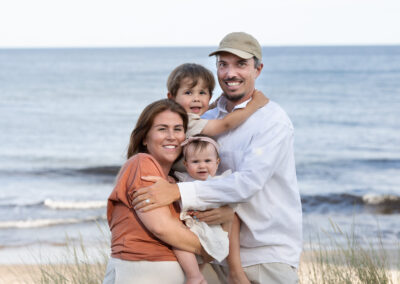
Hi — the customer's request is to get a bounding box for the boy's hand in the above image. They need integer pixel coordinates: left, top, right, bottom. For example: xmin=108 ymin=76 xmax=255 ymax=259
xmin=247 ymin=89 xmax=269 ymax=110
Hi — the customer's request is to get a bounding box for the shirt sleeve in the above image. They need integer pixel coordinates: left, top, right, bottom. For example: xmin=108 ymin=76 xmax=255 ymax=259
xmin=187 ymin=113 xmax=208 ymax=137
xmin=110 ymin=155 xmax=164 ymax=208
xmin=179 ymin=121 xmax=294 ymax=210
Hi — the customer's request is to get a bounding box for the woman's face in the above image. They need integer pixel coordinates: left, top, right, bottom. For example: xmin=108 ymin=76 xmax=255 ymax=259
xmin=143 ymin=110 xmax=186 ymax=174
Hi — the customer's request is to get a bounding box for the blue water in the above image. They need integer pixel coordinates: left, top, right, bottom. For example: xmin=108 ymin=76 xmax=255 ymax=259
xmin=0 ymin=46 xmax=399 ymax=258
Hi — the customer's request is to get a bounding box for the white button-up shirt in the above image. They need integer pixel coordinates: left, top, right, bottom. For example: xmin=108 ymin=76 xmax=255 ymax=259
xmin=179 ymin=96 xmax=303 ymax=267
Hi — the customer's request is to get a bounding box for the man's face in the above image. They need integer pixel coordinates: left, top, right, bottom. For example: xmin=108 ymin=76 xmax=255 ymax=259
xmin=217 ymin=52 xmax=262 ymax=103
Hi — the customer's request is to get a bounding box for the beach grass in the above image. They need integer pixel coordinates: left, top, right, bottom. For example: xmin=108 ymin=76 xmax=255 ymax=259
xmin=2 ymin=221 xmax=399 ymax=283
xmin=299 ymin=220 xmax=400 ymax=284
xmin=15 ymin=223 xmax=110 ymax=284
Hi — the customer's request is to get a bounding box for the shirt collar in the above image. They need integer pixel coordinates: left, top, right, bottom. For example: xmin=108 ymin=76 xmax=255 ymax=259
xmin=217 ymin=95 xmax=252 ymax=114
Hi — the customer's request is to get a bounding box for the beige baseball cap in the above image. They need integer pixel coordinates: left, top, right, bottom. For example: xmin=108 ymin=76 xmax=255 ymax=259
xmin=209 ymin=32 xmax=262 ymax=60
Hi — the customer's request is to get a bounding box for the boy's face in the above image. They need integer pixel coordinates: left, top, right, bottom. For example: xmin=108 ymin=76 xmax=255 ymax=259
xmin=170 ymin=78 xmax=211 ymax=116
xmin=184 ymin=143 xmax=219 ymax=181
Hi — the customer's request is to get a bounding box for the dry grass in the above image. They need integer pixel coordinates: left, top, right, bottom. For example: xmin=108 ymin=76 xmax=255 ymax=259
xmin=2 ymin=221 xmax=399 ymax=283
xmin=299 ymin=220 xmax=400 ymax=284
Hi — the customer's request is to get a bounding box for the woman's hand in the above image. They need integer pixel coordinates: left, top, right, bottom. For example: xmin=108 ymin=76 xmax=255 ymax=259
xmin=189 ymin=205 xmax=234 ymax=225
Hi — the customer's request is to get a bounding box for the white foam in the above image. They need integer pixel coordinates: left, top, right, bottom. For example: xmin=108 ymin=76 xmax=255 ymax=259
xmin=362 ymin=194 xmax=399 ymax=205
xmin=0 ymin=218 xmax=82 ymax=229
xmin=0 ymin=215 xmax=106 ymax=229
xmin=44 ymin=199 xmax=106 ymax=209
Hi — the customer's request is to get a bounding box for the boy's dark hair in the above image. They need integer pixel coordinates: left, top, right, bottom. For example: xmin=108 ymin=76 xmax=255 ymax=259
xmin=167 ymin=63 xmax=215 ymax=98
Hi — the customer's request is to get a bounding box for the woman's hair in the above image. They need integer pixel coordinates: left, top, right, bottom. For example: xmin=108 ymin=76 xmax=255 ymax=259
xmin=167 ymin=63 xmax=215 ymax=98
xmin=182 ymin=134 xmax=220 ymax=161
xmin=127 ymin=99 xmax=188 ymax=159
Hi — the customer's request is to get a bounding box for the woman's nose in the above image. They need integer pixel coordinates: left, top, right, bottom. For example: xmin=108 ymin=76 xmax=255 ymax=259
xmin=166 ymin=129 xmax=175 ymax=139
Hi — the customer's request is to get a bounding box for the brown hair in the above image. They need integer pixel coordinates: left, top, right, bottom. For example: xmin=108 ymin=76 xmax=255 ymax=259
xmin=167 ymin=63 xmax=215 ymax=98
xmin=127 ymin=99 xmax=188 ymax=159
xmin=183 ymin=134 xmax=220 ymax=161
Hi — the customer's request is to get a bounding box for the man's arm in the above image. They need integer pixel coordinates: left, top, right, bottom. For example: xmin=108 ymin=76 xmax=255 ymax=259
xmin=201 ymin=90 xmax=268 ymax=136
xmin=133 ymin=121 xmax=293 ymax=211
xmin=179 ymin=121 xmax=293 ymax=210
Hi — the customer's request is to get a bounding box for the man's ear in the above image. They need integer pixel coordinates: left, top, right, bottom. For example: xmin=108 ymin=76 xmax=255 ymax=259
xmin=255 ymin=63 xmax=264 ymax=78
xmin=167 ymin=92 xmax=174 ymax=99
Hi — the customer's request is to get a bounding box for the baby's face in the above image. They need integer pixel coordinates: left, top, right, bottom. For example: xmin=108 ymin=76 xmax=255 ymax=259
xmin=174 ymin=78 xmax=211 ymax=116
xmin=184 ymin=143 xmax=219 ymax=181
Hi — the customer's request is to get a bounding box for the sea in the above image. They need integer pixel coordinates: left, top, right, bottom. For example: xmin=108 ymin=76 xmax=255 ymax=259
xmin=0 ymin=46 xmax=399 ymax=263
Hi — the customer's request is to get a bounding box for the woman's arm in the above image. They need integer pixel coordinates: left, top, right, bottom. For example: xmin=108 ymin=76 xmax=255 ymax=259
xmin=135 ymin=204 xmax=207 ymax=256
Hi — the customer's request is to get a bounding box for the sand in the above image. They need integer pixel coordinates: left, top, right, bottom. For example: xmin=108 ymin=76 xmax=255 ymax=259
xmin=0 ymin=252 xmax=399 ymax=284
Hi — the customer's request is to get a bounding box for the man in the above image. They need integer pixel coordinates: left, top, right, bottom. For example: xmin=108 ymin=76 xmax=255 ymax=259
xmin=133 ymin=32 xmax=302 ymax=284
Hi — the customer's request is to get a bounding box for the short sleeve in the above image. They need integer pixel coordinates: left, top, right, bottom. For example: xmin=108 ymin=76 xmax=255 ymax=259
xmin=109 ymin=154 xmax=165 ymax=209
xmin=187 ymin=113 xmax=208 ymax=137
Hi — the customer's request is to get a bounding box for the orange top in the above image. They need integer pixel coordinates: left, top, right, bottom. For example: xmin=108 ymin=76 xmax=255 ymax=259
xmin=107 ymin=153 xmax=180 ymax=261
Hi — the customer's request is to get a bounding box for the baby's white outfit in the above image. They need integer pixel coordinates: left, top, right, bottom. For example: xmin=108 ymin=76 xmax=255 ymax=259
xmin=175 ymin=170 xmax=232 ymax=263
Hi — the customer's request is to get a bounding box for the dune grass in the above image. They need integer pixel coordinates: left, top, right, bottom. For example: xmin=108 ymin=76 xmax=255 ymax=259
xmin=300 ymin=220 xmax=400 ymax=284
xmin=9 ymin=220 xmax=399 ymax=283
xmin=24 ymin=223 xmax=110 ymax=284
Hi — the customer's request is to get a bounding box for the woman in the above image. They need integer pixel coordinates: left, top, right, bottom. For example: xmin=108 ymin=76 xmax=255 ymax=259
xmin=103 ymin=99 xmax=208 ymax=284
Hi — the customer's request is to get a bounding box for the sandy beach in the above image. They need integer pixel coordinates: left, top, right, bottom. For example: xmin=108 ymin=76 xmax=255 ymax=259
xmin=1 ymin=251 xmax=399 ymax=284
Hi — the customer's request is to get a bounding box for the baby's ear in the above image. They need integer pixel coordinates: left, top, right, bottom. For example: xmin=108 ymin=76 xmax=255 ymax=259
xmin=216 ymin=158 xmax=221 ymax=166
xmin=167 ymin=92 xmax=174 ymax=100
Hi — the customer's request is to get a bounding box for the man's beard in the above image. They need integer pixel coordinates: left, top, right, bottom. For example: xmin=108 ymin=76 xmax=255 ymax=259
xmin=224 ymin=92 xmax=245 ymax=102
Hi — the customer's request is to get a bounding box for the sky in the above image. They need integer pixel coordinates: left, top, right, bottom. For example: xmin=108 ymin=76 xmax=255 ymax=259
xmin=0 ymin=0 xmax=399 ymax=48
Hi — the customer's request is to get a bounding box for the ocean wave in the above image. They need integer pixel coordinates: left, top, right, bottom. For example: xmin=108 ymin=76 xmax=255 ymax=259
xmin=44 ymin=199 xmax=107 ymax=209
xmin=298 ymin=158 xmax=400 ymax=171
xmin=302 ymin=193 xmax=400 ymax=214
xmin=0 ymin=199 xmax=107 ymax=210
xmin=0 ymin=165 xmax=120 ymax=177
xmin=76 ymin=166 xmax=120 ymax=176
xmin=0 ymin=216 xmax=106 ymax=229
xmin=362 ymin=194 xmax=400 ymax=205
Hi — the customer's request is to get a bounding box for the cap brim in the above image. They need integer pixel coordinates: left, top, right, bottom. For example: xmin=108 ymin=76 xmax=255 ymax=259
xmin=209 ymin=47 xmax=253 ymax=59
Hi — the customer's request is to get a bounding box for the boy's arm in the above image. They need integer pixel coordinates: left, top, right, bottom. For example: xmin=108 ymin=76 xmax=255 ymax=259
xmin=227 ymin=214 xmax=250 ymax=284
xmin=201 ymin=90 xmax=268 ymax=137
xmin=173 ymin=248 xmax=206 ymax=284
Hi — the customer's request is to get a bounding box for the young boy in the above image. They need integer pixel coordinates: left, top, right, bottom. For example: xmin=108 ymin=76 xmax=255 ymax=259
xmin=167 ymin=63 xmax=267 ymax=283
xmin=167 ymin=63 xmax=267 ymax=139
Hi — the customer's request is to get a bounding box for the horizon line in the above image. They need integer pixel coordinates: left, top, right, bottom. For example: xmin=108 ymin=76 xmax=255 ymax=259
xmin=1 ymin=43 xmax=400 ymax=50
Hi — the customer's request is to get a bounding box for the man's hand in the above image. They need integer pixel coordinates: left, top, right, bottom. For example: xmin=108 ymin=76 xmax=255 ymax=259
xmin=189 ymin=205 xmax=234 ymax=225
xmin=132 ymin=176 xmax=181 ymax=212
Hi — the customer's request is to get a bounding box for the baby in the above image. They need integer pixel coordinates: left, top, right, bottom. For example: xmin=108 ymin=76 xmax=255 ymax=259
xmin=176 ymin=135 xmax=250 ymax=283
